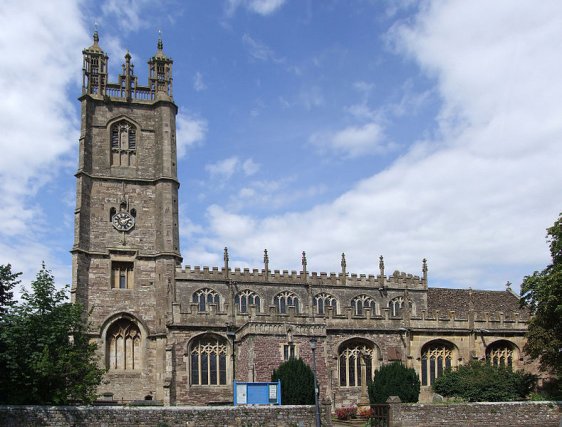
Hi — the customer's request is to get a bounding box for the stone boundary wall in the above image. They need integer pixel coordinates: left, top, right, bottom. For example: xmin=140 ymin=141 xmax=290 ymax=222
xmin=390 ymin=401 xmax=561 ymax=427
xmin=0 ymin=404 xmax=332 ymax=427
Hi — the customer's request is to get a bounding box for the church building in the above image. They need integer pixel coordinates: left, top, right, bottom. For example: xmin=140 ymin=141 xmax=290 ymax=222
xmin=72 ymin=34 xmax=533 ymax=407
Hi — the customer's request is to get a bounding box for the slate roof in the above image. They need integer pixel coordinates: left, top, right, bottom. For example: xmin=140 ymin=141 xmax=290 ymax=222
xmin=427 ymin=287 xmax=528 ymax=320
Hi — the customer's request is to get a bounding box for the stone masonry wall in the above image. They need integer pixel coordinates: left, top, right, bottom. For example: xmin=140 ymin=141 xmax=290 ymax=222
xmin=0 ymin=405 xmax=332 ymax=427
xmin=390 ymin=401 xmax=561 ymax=427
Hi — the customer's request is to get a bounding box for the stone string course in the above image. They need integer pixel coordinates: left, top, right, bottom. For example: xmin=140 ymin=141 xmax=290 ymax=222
xmin=0 ymin=404 xmax=332 ymax=427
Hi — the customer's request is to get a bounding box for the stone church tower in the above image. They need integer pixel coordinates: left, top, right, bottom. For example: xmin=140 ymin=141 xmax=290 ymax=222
xmin=72 ymin=32 xmax=180 ymax=400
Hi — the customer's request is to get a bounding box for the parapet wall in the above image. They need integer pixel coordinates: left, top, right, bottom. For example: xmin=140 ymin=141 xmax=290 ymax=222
xmin=176 ymin=265 xmax=425 ymax=288
xmin=0 ymin=404 xmax=332 ymax=427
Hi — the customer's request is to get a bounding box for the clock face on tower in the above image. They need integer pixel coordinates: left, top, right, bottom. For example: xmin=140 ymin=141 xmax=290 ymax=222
xmin=112 ymin=211 xmax=135 ymax=232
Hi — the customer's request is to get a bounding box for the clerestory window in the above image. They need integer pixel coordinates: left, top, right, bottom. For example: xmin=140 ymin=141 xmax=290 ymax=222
xmin=274 ymin=291 xmax=299 ymax=314
xmin=235 ymin=290 xmax=261 ymax=313
xmin=314 ymin=293 xmax=338 ymax=315
xmin=352 ymin=295 xmax=376 ymax=316
xmin=192 ymin=288 xmax=220 ymax=312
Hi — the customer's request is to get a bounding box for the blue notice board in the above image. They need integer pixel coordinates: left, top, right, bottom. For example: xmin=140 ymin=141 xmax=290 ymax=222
xmin=233 ymin=380 xmax=281 ymax=405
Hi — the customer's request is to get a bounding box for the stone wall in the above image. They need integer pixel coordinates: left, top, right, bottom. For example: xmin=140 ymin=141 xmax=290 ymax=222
xmin=0 ymin=404 xmax=332 ymax=427
xmin=389 ymin=401 xmax=561 ymax=427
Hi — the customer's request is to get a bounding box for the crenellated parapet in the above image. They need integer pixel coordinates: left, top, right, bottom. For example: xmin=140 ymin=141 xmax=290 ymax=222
xmin=175 ymin=266 xmax=424 ymax=288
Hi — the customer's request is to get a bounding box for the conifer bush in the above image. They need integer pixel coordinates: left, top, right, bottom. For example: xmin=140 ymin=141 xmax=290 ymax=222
xmin=271 ymin=357 xmax=315 ymax=405
xmin=368 ymin=362 xmax=420 ymax=404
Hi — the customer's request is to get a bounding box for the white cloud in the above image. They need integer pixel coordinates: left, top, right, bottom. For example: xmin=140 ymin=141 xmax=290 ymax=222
xmin=193 ymin=71 xmax=207 ymax=91
xmin=0 ymin=0 xmax=87 ymax=238
xmin=101 ymin=0 xmax=150 ymax=33
xmin=242 ymin=33 xmax=284 ymax=63
xmin=188 ymin=1 xmax=562 ymax=290
xmin=226 ymin=0 xmax=286 ymax=17
xmin=242 ymin=158 xmax=260 ymax=176
xmin=176 ymin=111 xmax=208 ymax=158
xmin=205 ymin=157 xmax=261 ymax=180
xmin=205 ymin=157 xmax=240 ymax=180
xmin=310 ymin=122 xmax=389 ymax=158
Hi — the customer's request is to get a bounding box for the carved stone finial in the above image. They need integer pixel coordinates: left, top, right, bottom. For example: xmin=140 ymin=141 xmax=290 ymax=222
xmin=422 ymin=258 xmax=428 ymax=273
xmin=264 ymin=249 xmax=269 ymax=264
xmin=224 ymin=247 xmax=229 ymax=263
xmin=157 ymin=30 xmax=163 ymax=51
xmin=93 ymin=29 xmax=99 ymax=44
xmin=302 ymin=251 xmax=307 ymax=269
xmin=505 ymin=281 xmax=512 ymax=290
xmin=379 ymin=255 xmax=385 ymax=276
xmin=341 ymin=253 xmax=346 ymax=270
xmin=125 ymin=50 xmax=131 ymax=61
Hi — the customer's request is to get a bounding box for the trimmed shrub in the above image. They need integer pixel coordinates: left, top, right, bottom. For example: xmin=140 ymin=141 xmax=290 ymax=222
xmin=432 ymin=361 xmax=537 ymax=402
xmin=368 ymin=362 xmax=420 ymax=404
xmin=271 ymin=357 xmax=314 ymax=405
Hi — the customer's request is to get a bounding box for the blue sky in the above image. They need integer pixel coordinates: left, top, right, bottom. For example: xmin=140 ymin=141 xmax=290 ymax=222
xmin=1 ymin=0 xmax=561 ymax=292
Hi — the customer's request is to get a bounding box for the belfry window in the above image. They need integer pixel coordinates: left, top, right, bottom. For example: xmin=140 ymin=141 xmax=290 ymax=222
xmin=235 ymin=290 xmax=261 ymax=313
xmin=111 ymin=262 xmax=134 ymax=289
xmin=106 ymin=319 xmax=141 ymax=370
xmin=352 ymin=295 xmax=376 ymax=316
xmin=338 ymin=340 xmax=377 ymax=387
xmin=274 ymin=291 xmax=299 ymax=314
xmin=190 ymin=335 xmax=228 ymax=386
xmin=192 ymin=288 xmax=220 ymax=312
xmin=110 ymin=120 xmax=137 ymax=167
xmin=421 ymin=340 xmax=455 ymax=386
xmin=314 ymin=293 xmax=338 ymax=315
xmin=486 ymin=341 xmax=515 ymax=368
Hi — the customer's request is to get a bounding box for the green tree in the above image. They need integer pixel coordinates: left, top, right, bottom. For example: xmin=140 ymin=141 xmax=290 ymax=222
xmin=271 ymin=357 xmax=315 ymax=405
xmin=0 ymin=264 xmax=21 ymax=316
xmin=520 ymin=212 xmax=562 ymax=378
xmin=0 ymin=263 xmax=104 ymax=404
xmin=368 ymin=362 xmax=420 ymax=404
xmin=432 ymin=361 xmax=536 ymax=402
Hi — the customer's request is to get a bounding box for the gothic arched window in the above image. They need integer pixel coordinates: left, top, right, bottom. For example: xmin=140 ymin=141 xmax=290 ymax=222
xmin=486 ymin=340 xmax=515 ymax=368
xmin=192 ymin=288 xmax=220 ymax=312
xmin=274 ymin=291 xmax=299 ymax=314
xmin=110 ymin=120 xmax=137 ymax=167
xmin=421 ymin=340 xmax=456 ymax=386
xmin=338 ymin=340 xmax=378 ymax=387
xmin=235 ymin=290 xmax=261 ymax=313
xmin=352 ymin=295 xmax=376 ymax=316
xmin=389 ymin=296 xmax=414 ymax=317
xmin=189 ymin=335 xmax=228 ymax=386
xmin=314 ymin=293 xmax=338 ymax=315
xmin=106 ymin=319 xmax=141 ymax=370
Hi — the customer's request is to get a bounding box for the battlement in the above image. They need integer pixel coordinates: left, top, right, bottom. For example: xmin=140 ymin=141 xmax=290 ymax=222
xmin=176 ymin=265 xmax=425 ymax=288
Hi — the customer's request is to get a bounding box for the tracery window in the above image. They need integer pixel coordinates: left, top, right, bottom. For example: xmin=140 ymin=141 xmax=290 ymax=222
xmin=106 ymin=319 xmax=141 ymax=370
xmin=421 ymin=340 xmax=455 ymax=386
xmin=314 ymin=293 xmax=338 ymax=315
xmin=338 ymin=340 xmax=377 ymax=387
xmin=192 ymin=288 xmax=220 ymax=312
xmin=274 ymin=291 xmax=299 ymax=314
xmin=110 ymin=120 xmax=137 ymax=167
xmin=389 ymin=296 xmax=414 ymax=317
xmin=486 ymin=341 xmax=514 ymax=368
xmin=235 ymin=290 xmax=261 ymax=313
xmin=352 ymin=295 xmax=376 ymax=316
xmin=283 ymin=344 xmax=296 ymax=361
xmin=190 ymin=335 xmax=228 ymax=386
